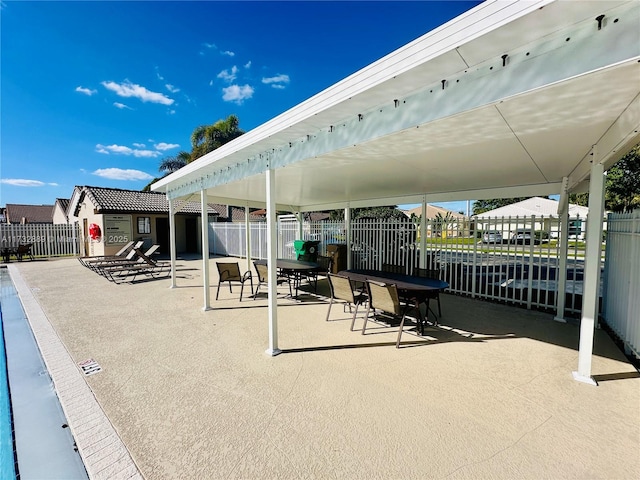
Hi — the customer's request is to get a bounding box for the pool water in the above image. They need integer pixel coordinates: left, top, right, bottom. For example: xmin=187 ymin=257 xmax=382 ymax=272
xmin=0 ymin=268 xmax=88 ymax=479
xmin=0 ymin=306 xmax=16 ymax=480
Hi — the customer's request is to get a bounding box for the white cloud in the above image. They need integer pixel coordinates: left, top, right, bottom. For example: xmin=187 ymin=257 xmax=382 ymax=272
xmin=133 ymin=143 xmax=146 ymax=148
xmin=0 ymin=179 xmax=57 ymax=187
xmin=262 ymin=74 xmax=290 ymax=88
xmin=209 ymin=80 xmax=214 ymax=87
xmin=95 ymin=143 xmax=162 ymax=158
xmin=154 ymin=142 xmax=179 ymax=151
xmin=270 ymin=84 xmax=286 ymax=90
xmin=222 ymin=84 xmax=254 ymax=104
xmin=92 ymin=168 xmax=153 ymax=181
xmin=75 ymin=86 xmax=97 ymax=96
xmin=244 ymin=61 xmax=252 ymax=69
xmin=203 ymin=42 xmax=217 ymax=49
xmin=165 ymin=84 xmax=180 ymax=93
xmin=101 ymin=80 xmax=174 ymax=105
xmin=113 ymin=102 xmax=132 ymax=110
xmin=217 ymin=66 xmax=238 ymax=83
xmin=221 ymin=50 xmax=235 ymax=57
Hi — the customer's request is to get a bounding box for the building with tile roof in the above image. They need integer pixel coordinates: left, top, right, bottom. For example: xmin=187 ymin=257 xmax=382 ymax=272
xmin=4 ymin=204 xmax=54 ymax=224
xmin=52 ymin=198 xmax=71 ymax=224
xmin=67 ymin=186 xmax=263 ymax=257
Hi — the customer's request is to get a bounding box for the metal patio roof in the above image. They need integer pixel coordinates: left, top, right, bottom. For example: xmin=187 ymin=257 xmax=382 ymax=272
xmin=152 ymin=0 xmax=640 ymax=213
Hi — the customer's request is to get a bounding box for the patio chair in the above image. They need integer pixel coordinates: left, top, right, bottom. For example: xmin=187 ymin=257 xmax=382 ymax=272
xmin=326 ymin=273 xmax=367 ymax=331
xmin=382 ymin=263 xmax=404 ymax=274
xmin=307 ymin=255 xmax=333 ymax=292
xmin=362 ymin=280 xmax=413 ymax=348
xmin=413 ymin=267 xmax=443 ymax=321
xmin=253 ymin=261 xmax=292 ymax=299
xmin=16 ymin=243 xmax=34 ymax=261
xmin=215 ymin=262 xmax=253 ymax=301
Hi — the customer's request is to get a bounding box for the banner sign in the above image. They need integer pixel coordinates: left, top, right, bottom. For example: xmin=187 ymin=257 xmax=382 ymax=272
xmin=104 ymin=215 xmax=132 ymax=245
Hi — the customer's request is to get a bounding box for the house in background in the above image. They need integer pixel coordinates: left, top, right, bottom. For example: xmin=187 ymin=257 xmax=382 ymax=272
xmin=473 ymin=197 xmax=590 ymax=240
xmin=67 ymin=186 xmax=264 ymax=257
xmin=401 ymin=204 xmax=467 ymax=238
xmin=3 ymin=204 xmax=54 ymax=224
xmin=52 ymin=198 xmax=71 ymax=224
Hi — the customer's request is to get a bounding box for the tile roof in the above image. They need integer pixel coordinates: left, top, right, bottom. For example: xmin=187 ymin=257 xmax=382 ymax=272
xmin=55 ymin=198 xmax=70 ymax=213
xmin=5 ymin=204 xmax=54 ymax=224
xmin=70 ymin=186 xmax=265 ymax=221
xmin=77 ymin=186 xmax=217 ymax=215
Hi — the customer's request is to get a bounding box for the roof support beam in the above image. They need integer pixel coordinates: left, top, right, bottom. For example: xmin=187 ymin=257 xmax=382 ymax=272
xmin=201 ymin=189 xmax=211 ymax=312
xmin=265 ymin=166 xmax=281 ymax=356
xmin=573 ymin=151 xmax=605 ymax=386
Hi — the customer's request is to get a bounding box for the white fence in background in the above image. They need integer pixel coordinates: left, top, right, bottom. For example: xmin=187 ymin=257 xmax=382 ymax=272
xmin=0 ymin=224 xmax=81 ymax=258
xmin=0 ymin=223 xmax=80 ymax=257
xmin=603 ymin=210 xmax=640 ymax=359
xmin=211 ymin=215 xmax=593 ymax=316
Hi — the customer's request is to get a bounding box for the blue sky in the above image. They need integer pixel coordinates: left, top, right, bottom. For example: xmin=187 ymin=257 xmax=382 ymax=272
xmin=1 ymin=0 xmax=480 ymax=213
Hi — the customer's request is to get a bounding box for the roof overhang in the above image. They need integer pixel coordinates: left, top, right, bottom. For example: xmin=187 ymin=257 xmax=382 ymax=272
xmin=152 ymin=0 xmax=640 ymax=212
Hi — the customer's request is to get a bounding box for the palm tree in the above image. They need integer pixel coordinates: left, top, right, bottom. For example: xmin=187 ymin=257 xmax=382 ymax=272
xmin=159 ymin=151 xmax=192 ymax=174
xmin=191 ymin=114 xmax=244 ymax=160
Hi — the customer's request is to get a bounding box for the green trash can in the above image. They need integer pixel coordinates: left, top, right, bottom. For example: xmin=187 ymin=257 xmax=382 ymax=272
xmin=294 ymin=240 xmax=320 ymax=262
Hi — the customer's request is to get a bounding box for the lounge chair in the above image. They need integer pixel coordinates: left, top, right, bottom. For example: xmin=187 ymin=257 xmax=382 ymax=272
xmin=93 ymin=245 xmax=161 ymax=277
xmin=99 ymin=246 xmax=170 ymax=283
xmin=78 ymin=241 xmax=141 ymax=268
xmin=215 ymin=262 xmax=253 ymax=301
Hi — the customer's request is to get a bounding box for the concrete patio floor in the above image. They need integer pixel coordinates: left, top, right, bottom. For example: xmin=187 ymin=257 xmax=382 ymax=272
xmin=7 ymin=257 xmax=640 ymax=479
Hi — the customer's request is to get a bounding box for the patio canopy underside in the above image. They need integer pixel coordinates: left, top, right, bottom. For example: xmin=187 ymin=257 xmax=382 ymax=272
xmin=153 ymin=0 xmax=640 ymax=212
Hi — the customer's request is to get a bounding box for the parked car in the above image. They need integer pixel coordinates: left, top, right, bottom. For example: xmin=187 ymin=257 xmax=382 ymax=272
xmin=482 ymin=230 xmax=503 ymax=244
xmin=510 ymin=229 xmax=534 ymax=244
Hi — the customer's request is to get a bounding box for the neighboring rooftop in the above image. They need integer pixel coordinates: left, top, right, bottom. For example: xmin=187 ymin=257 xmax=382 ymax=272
xmin=474 ymin=197 xmax=590 ymax=218
xmin=68 ymin=185 xmax=264 ymax=221
xmin=4 ymin=203 xmax=54 ymax=224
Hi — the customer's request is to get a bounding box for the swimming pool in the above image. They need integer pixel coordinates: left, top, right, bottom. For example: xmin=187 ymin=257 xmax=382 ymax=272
xmin=0 ymin=297 xmax=16 ymax=480
xmin=0 ymin=268 xmax=88 ymax=479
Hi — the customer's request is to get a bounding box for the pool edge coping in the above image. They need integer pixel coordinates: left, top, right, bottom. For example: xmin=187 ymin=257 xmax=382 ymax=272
xmin=7 ymin=265 xmax=143 ymax=480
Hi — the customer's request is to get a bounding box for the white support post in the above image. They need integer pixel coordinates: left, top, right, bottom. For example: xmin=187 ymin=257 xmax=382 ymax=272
xmin=296 ymin=212 xmax=304 ymax=242
xmin=420 ymin=197 xmax=427 ymax=269
xmin=245 ymin=206 xmax=251 ymax=272
xmin=555 ymin=177 xmax=569 ymax=322
xmin=168 ymin=197 xmax=177 ymax=289
xmin=345 ymin=206 xmax=352 ymax=270
xmin=265 ymin=167 xmax=281 ymax=356
xmin=573 ymin=156 xmax=605 ymax=386
xmin=201 ymin=189 xmax=211 ymax=311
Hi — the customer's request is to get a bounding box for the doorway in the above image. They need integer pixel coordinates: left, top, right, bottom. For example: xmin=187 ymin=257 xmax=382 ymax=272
xmin=185 ymin=217 xmax=198 ymax=253
xmin=156 ymin=217 xmax=169 ymax=255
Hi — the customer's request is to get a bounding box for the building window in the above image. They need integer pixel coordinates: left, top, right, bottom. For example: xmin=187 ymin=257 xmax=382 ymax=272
xmin=138 ymin=217 xmax=151 ymax=234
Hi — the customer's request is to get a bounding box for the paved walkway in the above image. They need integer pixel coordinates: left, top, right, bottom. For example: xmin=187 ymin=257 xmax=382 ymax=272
xmin=9 ymin=257 xmax=640 ymax=479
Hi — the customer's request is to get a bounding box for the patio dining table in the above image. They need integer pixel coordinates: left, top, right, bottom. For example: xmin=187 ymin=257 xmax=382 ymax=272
xmin=2 ymin=247 xmax=17 ymax=263
xmin=338 ymin=269 xmax=449 ymax=335
xmin=254 ymin=258 xmax=320 ymax=299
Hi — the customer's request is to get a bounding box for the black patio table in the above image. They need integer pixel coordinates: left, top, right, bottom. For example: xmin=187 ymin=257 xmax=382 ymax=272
xmin=254 ymin=258 xmax=320 ymax=299
xmin=2 ymin=247 xmax=18 ymax=263
xmin=338 ymin=269 xmax=449 ymax=335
